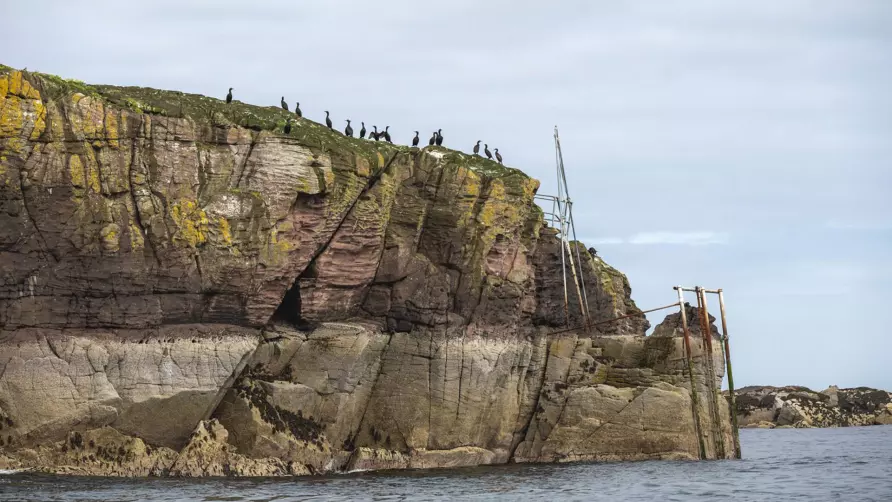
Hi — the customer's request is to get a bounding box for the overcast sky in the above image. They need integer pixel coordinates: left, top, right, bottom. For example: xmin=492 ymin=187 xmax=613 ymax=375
xmin=4 ymin=1 xmax=890 ymax=391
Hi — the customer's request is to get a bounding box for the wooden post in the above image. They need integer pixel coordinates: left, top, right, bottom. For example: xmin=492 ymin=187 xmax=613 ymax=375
xmin=718 ymin=289 xmax=742 ymax=459
xmin=697 ymin=287 xmax=726 ymax=459
xmin=676 ymin=287 xmax=706 ymax=460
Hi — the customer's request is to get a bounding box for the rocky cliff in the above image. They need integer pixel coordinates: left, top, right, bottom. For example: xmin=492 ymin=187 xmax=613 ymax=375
xmin=735 ymin=386 xmax=892 ymax=429
xmin=0 ymin=66 xmax=734 ymax=476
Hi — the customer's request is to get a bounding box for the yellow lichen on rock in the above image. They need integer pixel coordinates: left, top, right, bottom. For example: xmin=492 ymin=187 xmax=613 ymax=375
xmin=104 ymin=109 xmax=119 ymax=149
xmin=355 ymin=154 xmax=370 ymax=177
xmin=260 ymin=225 xmax=294 ymax=266
xmin=217 ymin=217 xmax=233 ymax=246
xmin=170 ymin=199 xmax=209 ymax=248
xmin=128 ymin=221 xmax=145 ymax=250
xmin=69 ymin=154 xmax=86 ymax=189
xmin=27 ymin=99 xmax=46 ymax=141
xmin=100 ymin=223 xmax=121 ymax=253
xmin=0 ymin=95 xmax=24 ymax=139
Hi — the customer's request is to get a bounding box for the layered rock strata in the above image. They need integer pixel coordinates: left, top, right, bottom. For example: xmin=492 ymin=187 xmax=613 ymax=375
xmin=0 ymin=66 xmax=734 ymax=476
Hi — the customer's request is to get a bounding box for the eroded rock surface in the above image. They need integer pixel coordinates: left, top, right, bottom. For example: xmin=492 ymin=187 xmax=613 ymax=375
xmin=735 ymin=385 xmax=892 ymax=428
xmin=0 ymin=66 xmax=733 ymax=476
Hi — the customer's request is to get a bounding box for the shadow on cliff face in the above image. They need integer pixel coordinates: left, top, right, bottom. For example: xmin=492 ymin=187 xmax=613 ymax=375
xmin=269 ymin=271 xmax=318 ymax=331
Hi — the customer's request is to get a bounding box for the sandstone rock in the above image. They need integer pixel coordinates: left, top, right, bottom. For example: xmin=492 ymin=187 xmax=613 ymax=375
xmin=0 ymin=65 xmax=734 ymax=476
xmin=169 ymin=419 xmax=309 ymax=476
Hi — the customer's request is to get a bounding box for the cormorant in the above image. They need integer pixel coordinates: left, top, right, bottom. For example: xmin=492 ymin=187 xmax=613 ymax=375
xmin=383 ymin=126 xmax=392 ymax=143
xmin=295 ymin=102 xmax=302 ymax=118
xmin=226 ymin=88 xmax=233 ymax=104
xmin=372 ymin=126 xmax=380 ymax=141
xmin=284 ymin=119 xmax=292 ymax=134
xmin=588 ymin=247 xmax=598 ymax=256
xmin=495 ymin=148 xmax=503 ymax=165
xmin=484 ymin=144 xmax=492 ymax=159
xmin=345 ymin=120 xmax=354 ymax=137
xmin=473 ymin=140 xmax=481 ymax=155
xmin=359 ymin=122 xmax=367 ymax=139
xmin=435 ymin=129 xmax=443 ymax=146
xmin=412 ymin=131 xmax=420 ymax=147
xmin=281 ymin=97 xmax=288 ymax=111
xmin=428 ymin=132 xmax=437 ymax=146
xmin=325 ymin=111 xmax=333 ymax=129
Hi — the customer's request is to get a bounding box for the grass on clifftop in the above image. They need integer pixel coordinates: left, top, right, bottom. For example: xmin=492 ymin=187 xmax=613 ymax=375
xmin=0 ymin=63 xmax=528 ymax=180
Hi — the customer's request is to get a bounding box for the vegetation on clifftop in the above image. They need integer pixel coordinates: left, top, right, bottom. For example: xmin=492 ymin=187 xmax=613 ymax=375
xmin=0 ymin=63 xmax=528 ymax=181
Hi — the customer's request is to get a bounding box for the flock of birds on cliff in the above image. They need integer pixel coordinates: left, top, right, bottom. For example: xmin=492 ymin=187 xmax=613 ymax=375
xmin=225 ymin=88 xmax=504 ymax=165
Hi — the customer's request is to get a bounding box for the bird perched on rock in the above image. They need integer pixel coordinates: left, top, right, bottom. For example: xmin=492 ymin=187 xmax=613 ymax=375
xmin=372 ymin=126 xmax=380 ymax=141
xmin=359 ymin=122 xmax=367 ymax=139
xmin=495 ymin=148 xmax=503 ymax=165
xmin=345 ymin=120 xmax=354 ymax=137
xmin=412 ymin=131 xmax=420 ymax=147
xmin=226 ymin=88 xmax=233 ymax=104
xmin=283 ymin=119 xmax=292 ymax=134
xmin=325 ymin=111 xmax=333 ymax=129
xmin=281 ymin=97 xmax=289 ymax=111
xmin=473 ymin=140 xmax=481 ymax=155
xmin=484 ymin=144 xmax=492 ymax=159
xmin=588 ymin=247 xmax=598 ymax=256
xmin=295 ymin=102 xmax=302 ymax=118
xmin=428 ymin=132 xmax=437 ymax=146
xmin=383 ymin=126 xmax=392 ymax=143
xmin=435 ymin=129 xmax=443 ymax=146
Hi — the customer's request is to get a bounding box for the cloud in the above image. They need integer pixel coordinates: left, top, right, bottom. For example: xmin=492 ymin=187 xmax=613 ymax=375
xmin=628 ymin=231 xmax=730 ymax=246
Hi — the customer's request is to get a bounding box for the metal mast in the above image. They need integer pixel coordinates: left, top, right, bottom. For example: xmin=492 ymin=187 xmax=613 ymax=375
xmin=534 ymin=126 xmax=591 ymax=330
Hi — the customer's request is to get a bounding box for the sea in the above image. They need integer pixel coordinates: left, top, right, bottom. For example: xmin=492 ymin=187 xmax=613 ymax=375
xmin=1 ymin=426 xmax=889 ymax=501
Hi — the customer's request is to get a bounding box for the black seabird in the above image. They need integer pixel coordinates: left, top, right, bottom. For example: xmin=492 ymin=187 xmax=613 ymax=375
xmin=345 ymin=120 xmax=353 ymax=137
xmin=284 ymin=119 xmax=292 ymax=134
xmin=484 ymin=144 xmax=492 ymax=159
xmin=281 ymin=97 xmax=288 ymax=111
xmin=435 ymin=129 xmax=443 ymax=146
xmin=412 ymin=131 xmax=420 ymax=147
xmin=226 ymin=88 xmax=233 ymax=104
xmin=383 ymin=126 xmax=392 ymax=143
xmin=372 ymin=126 xmax=380 ymax=141
xmin=325 ymin=111 xmax=333 ymax=129
xmin=295 ymin=102 xmax=302 ymax=118
xmin=473 ymin=140 xmax=481 ymax=155
xmin=495 ymin=148 xmax=503 ymax=165
xmin=359 ymin=122 xmax=367 ymax=139
xmin=429 ymin=132 xmax=437 ymax=146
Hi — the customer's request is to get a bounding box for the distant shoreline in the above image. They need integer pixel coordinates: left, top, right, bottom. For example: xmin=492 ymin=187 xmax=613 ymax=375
xmin=732 ymin=386 xmax=892 ymax=429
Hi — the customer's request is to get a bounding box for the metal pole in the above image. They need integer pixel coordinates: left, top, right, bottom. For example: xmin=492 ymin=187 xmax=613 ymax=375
xmin=554 ymin=127 xmax=590 ymax=330
xmin=698 ymin=287 xmax=726 ymax=459
xmin=676 ymin=287 xmax=706 ymax=460
xmin=718 ymin=289 xmax=742 ymax=459
xmin=567 ymin=201 xmax=592 ymax=328
xmin=564 ymin=237 xmax=590 ymax=331
xmin=555 ymin=138 xmax=570 ymax=328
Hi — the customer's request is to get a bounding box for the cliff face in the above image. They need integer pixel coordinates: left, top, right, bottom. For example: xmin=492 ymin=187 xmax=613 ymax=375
xmin=0 ymin=66 xmax=733 ymax=476
xmin=735 ymin=386 xmax=892 ymax=429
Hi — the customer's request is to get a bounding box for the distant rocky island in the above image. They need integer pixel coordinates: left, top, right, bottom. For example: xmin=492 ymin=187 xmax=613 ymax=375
xmin=734 ymin=386 xmax=892 ymax=429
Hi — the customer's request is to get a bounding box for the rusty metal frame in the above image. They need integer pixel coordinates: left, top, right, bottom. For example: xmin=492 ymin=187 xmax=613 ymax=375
xmin=676 ymin=286 xmax=707 ymax=460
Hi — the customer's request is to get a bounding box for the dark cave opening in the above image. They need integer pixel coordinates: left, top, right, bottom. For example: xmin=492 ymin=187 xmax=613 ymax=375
xmin=270 ymin=262 xmax=319 ymax=331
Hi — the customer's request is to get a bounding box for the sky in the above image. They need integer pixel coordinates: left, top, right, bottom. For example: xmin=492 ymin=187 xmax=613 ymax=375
xmin=3 ymin=1 xmax=890 ymax=391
